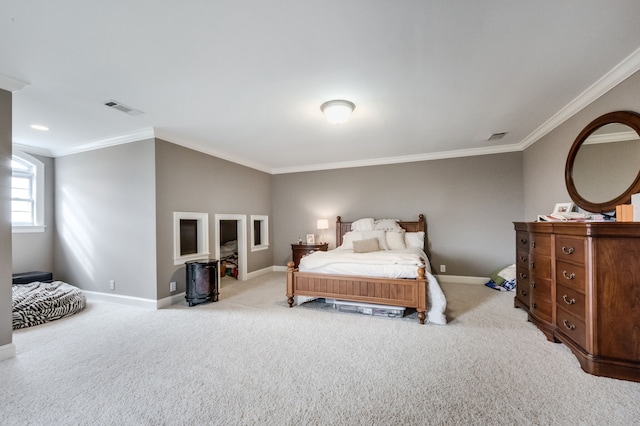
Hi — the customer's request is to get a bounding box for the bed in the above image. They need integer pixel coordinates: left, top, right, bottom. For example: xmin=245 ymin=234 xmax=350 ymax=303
xmin=286 ymin=215 xmax=447 ymax=325
xmin=12 ymin=281 xmax=86 ymax=329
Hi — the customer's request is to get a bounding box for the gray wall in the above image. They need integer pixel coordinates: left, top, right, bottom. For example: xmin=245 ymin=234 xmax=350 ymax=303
xmin=523 ymin=69 xmax=640 ymax=219
xmin=54 ymin=140 xmax=158 ymax=299
xmin=12 ymin=154 xmax=55 ymax=273
xmin=272 ymin=152 xmax=524 ymax=277
xmin=154 ymin=139 xmax=272 ymax=299
xmin=0 ymin=89 xmax=12 ymax=349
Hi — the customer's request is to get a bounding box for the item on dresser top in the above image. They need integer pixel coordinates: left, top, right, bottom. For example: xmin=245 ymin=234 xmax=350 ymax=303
xmin=287 ymin=215 xmax=446 ymax=325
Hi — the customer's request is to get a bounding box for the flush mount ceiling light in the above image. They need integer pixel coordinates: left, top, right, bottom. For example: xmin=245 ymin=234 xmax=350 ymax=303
xmin=30 ymin=124 xmax=49 ymax=131
xmin=320 ymin=99 xmax=355 ymax=124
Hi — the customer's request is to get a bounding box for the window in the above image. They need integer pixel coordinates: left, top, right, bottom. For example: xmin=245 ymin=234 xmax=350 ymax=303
xmin=12 ymin=151 xmax=45 ymax=233
xmin=250 ymin=215 xmax=269 ymax=252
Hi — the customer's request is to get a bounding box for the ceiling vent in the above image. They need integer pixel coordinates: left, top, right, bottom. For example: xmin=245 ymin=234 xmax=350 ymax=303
xmin=104 ymin=100 xmax=144 ymax=116
xmin=487 ymin=132 xmax=507 ymax=141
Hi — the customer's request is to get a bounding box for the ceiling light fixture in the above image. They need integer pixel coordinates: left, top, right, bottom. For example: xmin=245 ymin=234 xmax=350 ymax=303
xmin=30 ymin=124 xmax=49 ymax=131
xmin=320 ymin=99 xmax=355 ymax=124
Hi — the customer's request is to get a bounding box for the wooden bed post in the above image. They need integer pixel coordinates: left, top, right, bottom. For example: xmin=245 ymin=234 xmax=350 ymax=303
xmin=417 ymin=265 xmax=427 ymax=324
xmin=286 ymin=261 xmax=295 ymax=307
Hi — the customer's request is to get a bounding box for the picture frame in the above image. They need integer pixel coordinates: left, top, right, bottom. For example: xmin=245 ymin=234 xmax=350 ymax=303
xmin=553 ymin=202 xmax=574 ymax=213
xmin=306 ymin=234 xmax=315 ymax=244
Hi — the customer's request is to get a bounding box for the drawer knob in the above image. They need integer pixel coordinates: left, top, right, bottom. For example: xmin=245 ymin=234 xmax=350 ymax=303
xmin=562 ymin=270 xmax=576 ymax=280
xmin=563 ymin=319 xmax=576 ymax=331
xmin=562 ymin=294 xmax=576 ymax=305
xmin=532 ymin=302 xmax=537 ymax=309
xmin=520 ymin=238 xmax=528 ymax=245
xmin=520 ymin=290 xmax=527 ymax=297
xmin=519 ymin=255 xmax=527 ymax=262
xmin=531 ymin=281 xmax=536 ymax=289
xmin=519 ymin=272 xmax=527 ymax=279
xmin=531 ymin=241 xmax=536 ymax=249
xmin=562 ymin=246 xmax=575 ymax=255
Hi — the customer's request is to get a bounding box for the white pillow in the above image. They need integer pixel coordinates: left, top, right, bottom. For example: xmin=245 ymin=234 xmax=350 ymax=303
xmin=351 ymin=218 xmax=375 ymax=232
xmin=340 ymin=231 xmax=363 ymax=249
xmin=362 ymin=230 xmax=388 ymax=250
xmin=374 ymin=219 xmax=401 ymax=231
xmin=385 ymin=230 xmax=406 ymax=250
xmin=405 ymin=231 xmax=425 ymax=249
xmin=340 ymin=230 xmax=388 ymax=250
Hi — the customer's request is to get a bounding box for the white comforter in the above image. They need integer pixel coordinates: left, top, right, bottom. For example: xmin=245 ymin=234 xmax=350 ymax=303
xmin=298 ymin=247 xmax=447 ymax=325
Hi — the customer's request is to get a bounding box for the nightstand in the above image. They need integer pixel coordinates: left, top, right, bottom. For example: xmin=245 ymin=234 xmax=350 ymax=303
xmin=290 ymin=243 xmax=328 ymax=268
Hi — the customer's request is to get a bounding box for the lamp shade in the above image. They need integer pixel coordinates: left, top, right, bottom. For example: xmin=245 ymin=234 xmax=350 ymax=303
xmin=320 ymin=99 xmax=355 ymax=124
xmin=317 ymin=219 xmax=329 ymax=230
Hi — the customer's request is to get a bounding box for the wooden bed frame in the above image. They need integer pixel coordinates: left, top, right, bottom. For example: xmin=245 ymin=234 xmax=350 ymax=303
xmin=286 ymin=214 xmax=429 ymax=324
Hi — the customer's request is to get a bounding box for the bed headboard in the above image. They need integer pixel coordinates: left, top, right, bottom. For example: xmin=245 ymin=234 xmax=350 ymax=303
xmin=335 ymin=214 xmax=426 ymax=247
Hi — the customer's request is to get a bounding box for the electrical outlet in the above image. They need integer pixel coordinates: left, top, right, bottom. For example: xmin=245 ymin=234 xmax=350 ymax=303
xmin=440 ymin=265 xmax=446 ymax=273
xmin=170 ymin=281 xmax=176 ymax=292
xmin=109 ymin=280 xmax=115 ymax=290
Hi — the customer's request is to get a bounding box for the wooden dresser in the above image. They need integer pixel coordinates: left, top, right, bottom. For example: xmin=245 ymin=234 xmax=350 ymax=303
xmin=514 ymin=221 xmax=640 ymax=382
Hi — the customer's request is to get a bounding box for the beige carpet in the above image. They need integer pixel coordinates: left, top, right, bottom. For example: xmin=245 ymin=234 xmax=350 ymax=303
xmin=2 ymin=272 xmax=639 ymax=425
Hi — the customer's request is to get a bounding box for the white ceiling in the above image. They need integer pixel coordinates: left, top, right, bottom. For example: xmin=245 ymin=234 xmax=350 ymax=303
xmin=3 ymin=1 xmax=640 ymax=174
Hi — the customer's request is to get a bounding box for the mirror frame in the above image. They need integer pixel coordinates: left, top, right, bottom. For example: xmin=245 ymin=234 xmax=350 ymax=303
xmin=565 ymin=111 xmax=640 ymax=213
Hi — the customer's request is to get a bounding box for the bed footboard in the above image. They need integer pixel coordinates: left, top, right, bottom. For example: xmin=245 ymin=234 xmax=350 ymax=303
xmin=286 ymin=261 xmax=428 ymax=324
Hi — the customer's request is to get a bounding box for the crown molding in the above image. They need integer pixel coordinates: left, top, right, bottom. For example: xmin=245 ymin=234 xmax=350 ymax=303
xmin=52 ymin=128 xmax=155 ymax=157
xmin=153 ymin=129 xmax=272 ymax=174
xmin=12 ymin=143 xmax=53 ymax=157
xmin=518 ymin=45 xmax=640 ymax=151
xmin=0 ymin=74 xmax=29 ymax=92
xmin=271 ymin=143 xmax=522 ymax=174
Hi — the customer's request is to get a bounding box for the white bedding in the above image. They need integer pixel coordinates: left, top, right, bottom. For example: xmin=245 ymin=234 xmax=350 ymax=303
xmin=298 ymin=247 xmax=447 ymax=324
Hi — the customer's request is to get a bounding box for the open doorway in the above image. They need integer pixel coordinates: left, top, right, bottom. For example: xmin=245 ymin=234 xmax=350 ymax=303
xmin=214 ymin=214 xmax=247 ymax=281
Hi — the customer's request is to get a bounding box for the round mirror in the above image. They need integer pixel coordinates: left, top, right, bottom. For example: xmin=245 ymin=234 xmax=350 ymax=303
xmin=565 ymin=111 xmax=640 ymax=213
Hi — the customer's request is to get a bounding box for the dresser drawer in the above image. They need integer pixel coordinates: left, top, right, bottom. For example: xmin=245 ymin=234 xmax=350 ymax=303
xmin=516 ymin=231 xmax=529 ymax=250
xmin=516 ymin=249 xmax=529 ymax=268
xmin=555 ymin=236 xmax=585 ymax=265
xmin=556 ymin=283 xmax=585 ymax=319
xmin=529 ymin=254 xmax=551 ymax=280
xmin=555 ymin=260 xmax=586 ymax=293
xmin=529 ymin=233 xmax=551 ymax=256
xmin=557 ymin=306 xmax=587 ymax=349
xmin=515 ymin=268 xmax=530 ymax=303
xmin=516 ymin=265 xmax=529 ymax=283
xmin=530 ymin=294 xmax=552 ymax=324
xmin=530 ymin=276 xmax=551 ymax=299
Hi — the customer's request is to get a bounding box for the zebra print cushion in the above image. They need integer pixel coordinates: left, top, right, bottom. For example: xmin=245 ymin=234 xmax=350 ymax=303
xmin=12 ymin=281 xmax=86 ymax=329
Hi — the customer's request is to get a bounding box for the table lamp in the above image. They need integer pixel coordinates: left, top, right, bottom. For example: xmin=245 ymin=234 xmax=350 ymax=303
xmin=317 ymin=219 xmax=329 ymax=244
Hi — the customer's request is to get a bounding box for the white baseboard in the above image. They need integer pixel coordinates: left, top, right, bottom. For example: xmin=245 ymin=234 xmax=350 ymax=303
xmin=246 ymin=266 xmax=276 ymax=279
xmin=159 ymin=292 xmax=186 ymax=308
xmin=0 ymin=342 xmax=16 ymax=362
xmin=82 ymin=269 xmax=488 ymax=311
xmin=436 ymin=275 xmax=489 ymax=285
xmin=83 ymin=290 xmax=160 ymax=310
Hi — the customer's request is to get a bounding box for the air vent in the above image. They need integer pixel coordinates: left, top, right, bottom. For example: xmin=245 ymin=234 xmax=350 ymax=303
xmin=487 ymin=132 xmax=507 ymax=141
xmin=104 ymin=100 xmax=144 ymax=116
